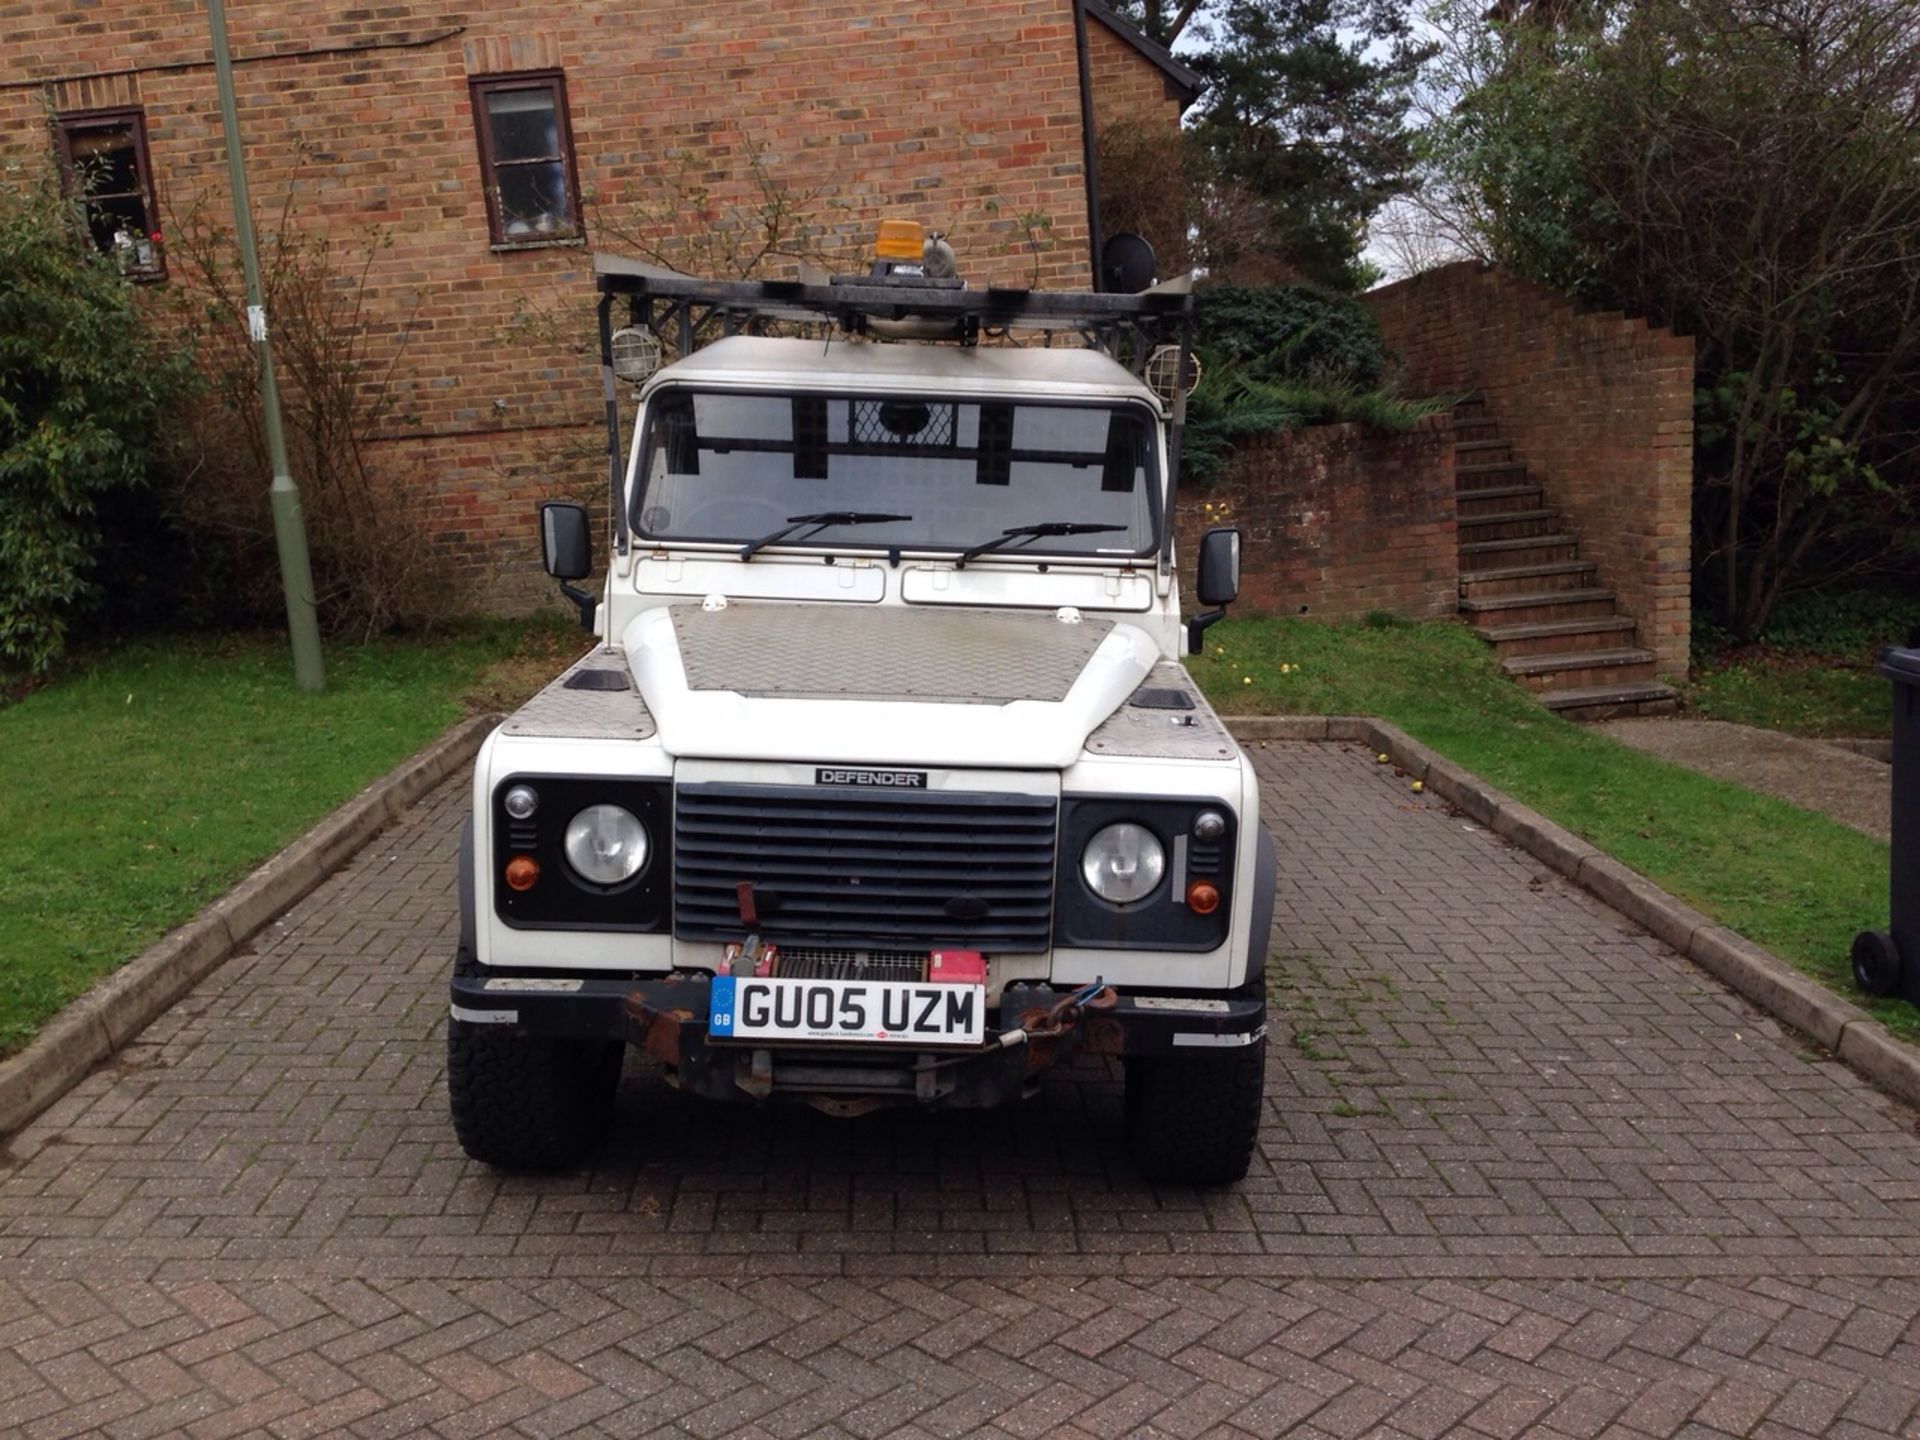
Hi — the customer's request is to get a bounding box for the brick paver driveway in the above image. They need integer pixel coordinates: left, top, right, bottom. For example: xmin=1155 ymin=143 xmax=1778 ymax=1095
xmin=4 ymin=742 xmax=1920 ymax=1439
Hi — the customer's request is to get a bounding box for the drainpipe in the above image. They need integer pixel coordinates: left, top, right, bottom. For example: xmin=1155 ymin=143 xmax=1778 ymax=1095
xmin=1071 ymin=0 xmax=1104 ymax=289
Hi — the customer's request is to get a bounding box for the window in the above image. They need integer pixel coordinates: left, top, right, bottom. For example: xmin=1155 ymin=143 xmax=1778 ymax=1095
xmin=471 ymin=72 xmax=583 ymax=246
xmin=632 ymin=387 xmax=1161 ymax=561
xmin=54 ymin=109 xmax=164 ymax=278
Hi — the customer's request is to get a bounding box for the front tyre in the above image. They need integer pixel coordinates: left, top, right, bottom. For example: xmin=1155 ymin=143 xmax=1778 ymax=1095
xmin=447 ymin=1017 xmax=623 ymax=1171
xmin=1123 ymin=1038 xmax=1265 ymax=1185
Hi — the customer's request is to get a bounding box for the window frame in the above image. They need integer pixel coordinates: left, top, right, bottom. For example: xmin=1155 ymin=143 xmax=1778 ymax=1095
xmin=53 ymin=107 xmax=165 ymax=280
xmin=469 ymin=70 xmax=585 ymax=249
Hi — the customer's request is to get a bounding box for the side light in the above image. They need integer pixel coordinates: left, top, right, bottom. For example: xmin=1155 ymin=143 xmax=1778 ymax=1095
xmin=504 ymin=784 xmax=539 ymax=820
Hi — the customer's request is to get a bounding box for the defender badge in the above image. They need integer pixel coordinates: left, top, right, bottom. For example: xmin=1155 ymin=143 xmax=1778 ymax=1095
xmin=814 ymin=767 xmax=928 ymax=788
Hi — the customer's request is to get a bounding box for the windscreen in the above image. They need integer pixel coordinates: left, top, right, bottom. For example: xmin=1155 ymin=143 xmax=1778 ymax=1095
xmin=631 ymin=387 xmax=1159 ymax=557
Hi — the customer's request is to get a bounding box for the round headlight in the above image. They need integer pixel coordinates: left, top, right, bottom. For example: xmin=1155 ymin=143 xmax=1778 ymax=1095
xmin=563 ymin=804 xmax=649 ymax=885
xmin=1081 ymin=822 xmax=1166 ymax=904
xmin=503 ymin=784 xmax=539 ymax=820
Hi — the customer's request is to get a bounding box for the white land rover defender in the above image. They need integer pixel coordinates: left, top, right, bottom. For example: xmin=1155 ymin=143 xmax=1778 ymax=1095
xmin=449 ymin=236 xmax=1276 ymax=1184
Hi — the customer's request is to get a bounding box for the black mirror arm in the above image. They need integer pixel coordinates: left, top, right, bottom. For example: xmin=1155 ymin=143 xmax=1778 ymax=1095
xmin=559 ymin=581 xmax=598 ymax=632
xmin=1187 ymin=606 xmax=1228 ymax=656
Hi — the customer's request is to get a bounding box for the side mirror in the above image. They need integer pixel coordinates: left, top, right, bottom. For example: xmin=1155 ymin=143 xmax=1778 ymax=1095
xmin=1195 ymin=526 xmax=1241 ymax=608
xmin=538 ymin=501 xmax=598 ymax=631
xmin=540 ymin=501 xmax=592 ymax=580
xmin=1187 ymin=526 xmax=1242 ymax=655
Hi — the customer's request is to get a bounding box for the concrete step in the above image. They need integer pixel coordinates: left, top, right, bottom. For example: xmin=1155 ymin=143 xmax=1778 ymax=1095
xmin=1452 ymin=416 xmax=1499 ymax=439
xmin=1453 ymin=397 xmax=1486 ymax=419
xmin=1477 ymin=615 xmax=1640 ymax=658
xmin=1459 ymin=587 xmax=1619 ymax=625
xmin=1455 ymin=459 xmax=1530 ymax=489
xmin=1453 ymin=437 xmax=1512 ymax=462
xmin=1457 ymin=484 xmax=1542 ymax=517
xmin=1539 ymin=681 xmax=1684 ymax=722
xmin=1461 ymin=534 xmax=1579 ymax=570
xmin=1458 ymin=508 xmax=1560 ymax=541
xmin=1459 ymin=560 xmax=1601 ymax=598
xmin=1504 ymin=647 xmax=1661 ymax=692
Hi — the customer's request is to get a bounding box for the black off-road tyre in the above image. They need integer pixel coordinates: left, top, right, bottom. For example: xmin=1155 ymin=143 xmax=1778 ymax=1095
xmin=1123 ymin=1038 xmax=1265 ymax=1185
xmin=447 ymin=1018 xmax=624 ymax=1171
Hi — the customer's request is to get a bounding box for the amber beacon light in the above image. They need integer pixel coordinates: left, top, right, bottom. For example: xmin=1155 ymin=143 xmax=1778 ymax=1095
xmin=873 ymin=219 xmax=925 ymax=260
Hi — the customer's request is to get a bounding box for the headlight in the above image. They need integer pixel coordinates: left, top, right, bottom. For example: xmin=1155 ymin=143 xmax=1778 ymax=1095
xmin=563 ymin=804 xmax=649 ymax=885
xmin=1080 ymin=822 xmax=1165 ymax=903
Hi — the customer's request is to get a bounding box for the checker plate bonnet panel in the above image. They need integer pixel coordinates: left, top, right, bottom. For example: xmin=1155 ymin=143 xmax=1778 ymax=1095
xmin=501 ymin=648 xmax=657 ymax=740
xmin=670 ymin=603 xmax=1116 ymax=704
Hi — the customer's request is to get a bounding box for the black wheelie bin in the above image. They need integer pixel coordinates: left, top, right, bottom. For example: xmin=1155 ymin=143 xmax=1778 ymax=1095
xmin=1854 ymin=645 xmax=1920 ymax=1000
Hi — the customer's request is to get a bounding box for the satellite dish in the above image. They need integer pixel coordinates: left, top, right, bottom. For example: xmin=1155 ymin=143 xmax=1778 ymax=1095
xmin=1101 ymin=232 xmax=1157 ymax=294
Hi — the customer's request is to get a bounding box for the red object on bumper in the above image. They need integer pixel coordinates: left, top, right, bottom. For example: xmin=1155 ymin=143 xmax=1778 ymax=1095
xmin=929 ymin=949 xmax=986 ymax=984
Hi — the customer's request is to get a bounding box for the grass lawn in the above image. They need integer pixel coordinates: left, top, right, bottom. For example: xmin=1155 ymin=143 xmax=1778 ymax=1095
xmin=1188 ymin=616 xmax=1905 ymax=1040
xmin=0 ymin=620 xmax=579 ymax=1057
xmin=1683 ymin=589 xmax=1919 ymax=738
xmin=1686 ymin=649 xmax=1892 ymax=738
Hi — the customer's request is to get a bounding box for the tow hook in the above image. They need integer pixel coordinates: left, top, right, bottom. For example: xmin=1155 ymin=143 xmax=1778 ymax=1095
xmin=1009 ymin=978 xmax=1118 ymax=1071
xmin=1022 ymin=978 xmax=1118 ymax=1038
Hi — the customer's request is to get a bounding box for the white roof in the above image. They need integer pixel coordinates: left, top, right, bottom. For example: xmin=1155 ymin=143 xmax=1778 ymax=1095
xmin=644 ymin=335 xmax=1163 ymax=409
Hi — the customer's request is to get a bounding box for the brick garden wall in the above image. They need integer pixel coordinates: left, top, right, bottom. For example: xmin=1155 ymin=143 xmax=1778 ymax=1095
xmin=1364 ymin=262 xmax=1695 ymax=675
xmin=1175 ymin=415 xmax=1458 ymax=623
xmin=0 ymin=1 xmax=1148 ymax=611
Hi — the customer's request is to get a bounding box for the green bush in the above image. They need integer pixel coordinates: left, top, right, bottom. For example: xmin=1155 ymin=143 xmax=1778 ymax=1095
xmin=0 ymin=174 xmax=190 ymax=679
xmin=1738 ymin=590 xmax=1920 ymax=658
xmin=1193 ymin=284 xmax=1388 ymax=389
xmin=1180 ymin=358 xmax=1444 ymax=484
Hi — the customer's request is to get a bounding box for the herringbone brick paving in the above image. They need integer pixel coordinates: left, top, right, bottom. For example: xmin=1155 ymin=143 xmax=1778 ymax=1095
xmin=3 ymin=742 xmax=1918 ymax=1437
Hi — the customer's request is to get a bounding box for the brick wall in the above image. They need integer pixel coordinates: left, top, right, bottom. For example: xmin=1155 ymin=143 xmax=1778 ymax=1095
xmin=0 ymin=1 xmax=1160 ymax=610
xmin=1364 ymin=261 xmax=1694 ymax=674
xmin=1087 ymin=18 xmax=1185 ymax=132
xmin=1175 ymin=415 xmax=1458 ymax=623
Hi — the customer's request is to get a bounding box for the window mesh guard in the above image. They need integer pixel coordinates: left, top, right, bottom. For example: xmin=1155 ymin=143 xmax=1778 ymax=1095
xmin=850 ymin=400 xmax=956 ymax=449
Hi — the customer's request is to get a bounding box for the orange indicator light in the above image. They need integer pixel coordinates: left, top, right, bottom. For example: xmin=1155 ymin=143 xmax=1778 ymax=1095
xmin=1186 ymin=880 xmax=1221 ymax=915
xmin=505 ymin=856 xmax=541 ymax=892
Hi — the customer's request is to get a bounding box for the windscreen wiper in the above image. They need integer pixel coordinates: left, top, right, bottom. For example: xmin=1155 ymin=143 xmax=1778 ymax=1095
xmin=739 ymin=511 xmax=912 ymax=561
xmin=954 ymin=521 xmax=1127 ymax=568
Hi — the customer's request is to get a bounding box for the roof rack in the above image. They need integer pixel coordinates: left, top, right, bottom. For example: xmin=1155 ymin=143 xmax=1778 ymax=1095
xmin=592 ymin=253 xmax=1194 ymax=368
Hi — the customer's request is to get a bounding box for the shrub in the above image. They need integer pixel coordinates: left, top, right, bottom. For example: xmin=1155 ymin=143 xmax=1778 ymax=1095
xmin=1754 ymin=590 xmax=1920 ymax=659
xmin=1181 ymin=357 xmax=1444 ymax=483
xmin=157 ymin=193 xmax=450 ymax=640
xmin=1193 ymin=284 xmax=1387 ymax=389
xmin=0 ymin=172 xmax=191 ymax=680
xmin=1179 ymin=284 xmax=1435 ymax=482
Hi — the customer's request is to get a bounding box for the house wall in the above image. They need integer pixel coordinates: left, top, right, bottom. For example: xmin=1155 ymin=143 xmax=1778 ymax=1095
xmin=1364 ymin=261 xmax=1695 ymax=675
xmin=1174 ymin=416 xmax=1458 ymax=624
xmin=1087 ymin=18 xmax=1185 ymax=132
xmin=0 ymin=2 xmax=1111 ymax=609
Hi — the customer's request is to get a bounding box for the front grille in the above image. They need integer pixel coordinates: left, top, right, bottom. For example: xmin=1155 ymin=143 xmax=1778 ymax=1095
xmin=772 ymin=948 xmax=927 ymax=982
xmin=675 ymin=784 xmax=1057 ymax=952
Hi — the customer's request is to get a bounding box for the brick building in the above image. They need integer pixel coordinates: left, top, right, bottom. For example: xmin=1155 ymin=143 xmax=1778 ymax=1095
xmin=0 ymin=0 xmax=1196 ymax=605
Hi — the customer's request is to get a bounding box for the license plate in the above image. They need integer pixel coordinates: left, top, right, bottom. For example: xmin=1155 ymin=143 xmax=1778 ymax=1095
xmin=708 ymin=975 xmax=986 ymax=1046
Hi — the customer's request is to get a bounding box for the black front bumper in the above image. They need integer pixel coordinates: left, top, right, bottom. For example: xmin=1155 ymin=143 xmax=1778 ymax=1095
xmin=450 ymin=970 xmax=1266 ymax=1110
